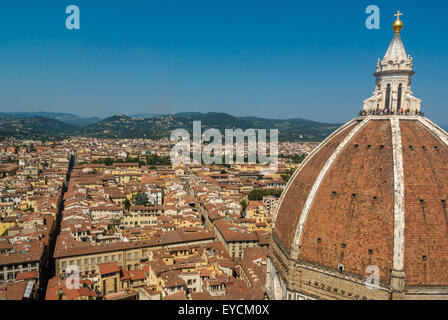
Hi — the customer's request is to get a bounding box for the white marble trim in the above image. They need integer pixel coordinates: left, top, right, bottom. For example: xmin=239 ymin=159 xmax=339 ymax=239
xmin=391 ymin=117 xmax=405 ymax=271
xmin=271 ymin=119 xmax=358 ymax=227
xmin=293 ymin=117 xmax=372 ymax=249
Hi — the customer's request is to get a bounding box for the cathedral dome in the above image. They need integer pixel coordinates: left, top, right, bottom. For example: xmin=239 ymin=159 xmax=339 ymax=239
xmin=271 ymin=116 xmax=448 ymax=289
xmin=266 ymin=13 xmax=448 ymax=300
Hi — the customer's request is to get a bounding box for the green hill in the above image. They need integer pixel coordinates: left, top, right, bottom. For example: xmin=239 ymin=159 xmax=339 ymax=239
xmin=82 ymin=112 xmax=340 ymax=142
xmin=0 ymin=112 xmax=340 ymax=142
xmin=0 ymin=116 xmax=79 ymax=140
xmin=0 ymin=112 xmax=101 ymax=127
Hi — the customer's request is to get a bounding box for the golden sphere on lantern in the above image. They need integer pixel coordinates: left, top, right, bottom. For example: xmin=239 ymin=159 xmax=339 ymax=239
xmin=393 ymin=19 xmax=403 ymax=33
xmin=393 ymin=10 xmax=404 ymax=33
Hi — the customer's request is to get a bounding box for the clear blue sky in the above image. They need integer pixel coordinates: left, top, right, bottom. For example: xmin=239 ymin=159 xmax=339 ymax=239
xmin=0 ymin=0 xmax=446 ymax=124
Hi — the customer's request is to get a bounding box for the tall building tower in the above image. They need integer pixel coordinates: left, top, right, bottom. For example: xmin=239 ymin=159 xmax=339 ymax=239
xmin=265 ymin=12 xmax=448 ymax=300
xmin=363 ymin=11 xmax=422 ymax=114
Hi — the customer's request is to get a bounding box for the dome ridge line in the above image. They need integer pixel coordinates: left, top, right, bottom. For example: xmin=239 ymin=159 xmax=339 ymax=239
xmin=391 ymin=117 xmax=406 ymax=271
xmin=272 ymin=118 xmax=359 ymax=228
xmin=292 ymin=116 xmax=373 ymax=250
xmin=418 ymin=117 xmax=448 ymax=148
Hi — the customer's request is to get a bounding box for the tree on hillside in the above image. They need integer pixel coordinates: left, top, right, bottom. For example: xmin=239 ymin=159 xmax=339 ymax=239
xmin=146 ymin=155 xmax=170 ymax=166
xmin=240 ymin=200 xmax=248 ymax=212
xmin=134 ymin=193 xmax=149 ymax=206
xmin=248 ymin=189 xmax=283 ymax=201
xmin=41 ymin=160 xmax=49 ymax=169
xmin=123 ymin=199 xmax=131 ymax=211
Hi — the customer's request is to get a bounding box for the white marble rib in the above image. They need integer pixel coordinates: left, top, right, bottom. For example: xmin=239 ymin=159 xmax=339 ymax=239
xmin=292 ymin=116 xmax=372 ymax=249
xmin=418 ymin=117 xmax=448 ymax=148
xmin=271 ymin=119 xmax=358 ymax=227
xmin=391 ymin=117 xmax=406 ymax=271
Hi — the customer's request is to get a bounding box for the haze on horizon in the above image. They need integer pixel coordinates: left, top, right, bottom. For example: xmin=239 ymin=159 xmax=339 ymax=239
xmin=0 ymin=0 xmax=447 ymax=124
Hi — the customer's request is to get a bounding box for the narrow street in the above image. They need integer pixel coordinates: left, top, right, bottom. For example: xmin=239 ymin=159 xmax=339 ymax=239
xmin=38 ymin=154 xmax=75 ymax=299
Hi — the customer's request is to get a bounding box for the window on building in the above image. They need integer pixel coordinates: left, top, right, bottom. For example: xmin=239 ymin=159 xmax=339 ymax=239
xmin=385 ymin=84 xmax=391 ymax=109
xmin=397 ymin=84 xmax=403 ymax=110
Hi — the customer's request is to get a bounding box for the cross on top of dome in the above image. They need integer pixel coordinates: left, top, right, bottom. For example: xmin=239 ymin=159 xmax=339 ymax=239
xmin=393 ymin=10 xmax=404 ymax=33
xmin=383 ymin=11 xmax=410 ymax=67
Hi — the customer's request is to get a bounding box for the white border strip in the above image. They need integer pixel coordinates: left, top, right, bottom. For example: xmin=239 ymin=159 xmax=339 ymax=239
xmin=391 ymin=117 xmax=405 ymax=271
xmin=293 ymin=117 xmax=372 ymax=248
xmin=418 ymin=117 xmax=448 ymax=148
xmin=271 ymin=119 xmax=359 ymax=227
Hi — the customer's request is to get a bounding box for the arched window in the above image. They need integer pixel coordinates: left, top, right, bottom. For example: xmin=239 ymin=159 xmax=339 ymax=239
xmin=385 ymin=84 xmax=391 ymax=109
xmin=397 ymin=84 xmax=403 ymax=111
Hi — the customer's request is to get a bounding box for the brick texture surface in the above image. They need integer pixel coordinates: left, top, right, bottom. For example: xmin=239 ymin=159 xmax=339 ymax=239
xmin=299 ymin=120 xmax=394 ymax=283
xmin=401 ymin=120 xmax=448 ymax=286
xmin=273 ymin=122 xmax=358 ymax=252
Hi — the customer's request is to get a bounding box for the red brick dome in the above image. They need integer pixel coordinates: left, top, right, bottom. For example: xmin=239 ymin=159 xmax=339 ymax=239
xmin=272 ymin=116 xmax=448 ymax=287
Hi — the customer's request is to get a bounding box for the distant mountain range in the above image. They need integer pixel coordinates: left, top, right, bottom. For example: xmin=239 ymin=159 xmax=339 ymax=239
xmin=82 ymin=112 xmax=341 ymax=142
xmin=129 ymin=113 xmax=168 ymax=119
xmin=0 ymin=112 xmax=101 ymax=127
xmin=0 ymin=115 xmax=79 ymax=140
xmin=0 ymin=111 xmax=341 ymax=142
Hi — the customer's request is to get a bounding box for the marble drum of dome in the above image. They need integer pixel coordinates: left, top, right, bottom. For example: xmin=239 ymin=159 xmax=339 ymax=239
xmin=265 ymin=13 xmax=448 ymax=301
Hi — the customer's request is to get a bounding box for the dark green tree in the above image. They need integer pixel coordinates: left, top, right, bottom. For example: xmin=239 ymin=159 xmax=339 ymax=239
xmin=248 ymin=189 xmax=283 ymax=201
xmin=123 ymin=199 xmax=131 ymax=211
xmin=240 ymin=200 xmax=248 ymax=212
xmin=134 ymin=193 xmax=149 ymax=206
